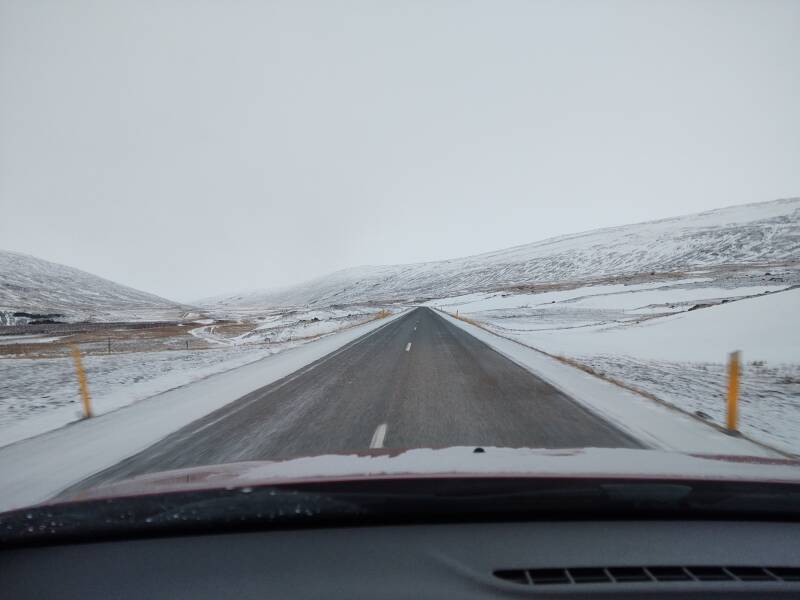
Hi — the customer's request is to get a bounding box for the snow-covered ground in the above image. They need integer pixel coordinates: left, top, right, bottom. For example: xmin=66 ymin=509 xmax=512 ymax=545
xmin=182 ymin=306 xmax=389 ymax=346
xmin=0 ymin=306 xmax=394 ymax=448
xmin=430 ymin=278 xmax=800 ymax=454
xmin=568 ymin=356 xmax=799 ymax=450
xmin=0 ymin=335 xmax=65 ymax=345
xmin=0 ymin=346 xmax=278 ymax=447
xmin=243 ymin=307 xmax=389 ymax=343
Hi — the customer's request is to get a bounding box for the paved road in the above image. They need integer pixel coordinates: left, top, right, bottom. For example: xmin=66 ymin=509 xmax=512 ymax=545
xmin=73 ymin=307 xmax=642 ymax=490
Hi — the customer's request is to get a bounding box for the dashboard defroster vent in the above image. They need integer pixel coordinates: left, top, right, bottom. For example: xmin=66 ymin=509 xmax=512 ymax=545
xmin=495 ymin=566 xmax=800 ymax=586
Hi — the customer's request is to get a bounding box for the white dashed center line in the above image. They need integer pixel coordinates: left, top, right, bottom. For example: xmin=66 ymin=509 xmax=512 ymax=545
xmin=370 ymin=423 xmax=387 ymax=449
xmin=405 ymin=342 xmax=412 ymax=352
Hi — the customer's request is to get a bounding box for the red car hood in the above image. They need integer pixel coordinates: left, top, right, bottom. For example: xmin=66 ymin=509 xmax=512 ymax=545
xmin=64 ymin=447 xmax=800 ymax=503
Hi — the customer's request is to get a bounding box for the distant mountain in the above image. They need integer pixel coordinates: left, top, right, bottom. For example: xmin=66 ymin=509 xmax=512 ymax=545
xmin=201 ymin=197 xmax=800 ymax=309
xmin=0 ymin=251 xmax=186 ymax=324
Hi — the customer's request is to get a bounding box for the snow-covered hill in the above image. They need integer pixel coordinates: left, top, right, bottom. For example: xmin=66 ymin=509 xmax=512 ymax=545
xmin=0 ymin=251 xmax=185 ymax=324
xmin=203 ymin=197 xmax=800 ymax=308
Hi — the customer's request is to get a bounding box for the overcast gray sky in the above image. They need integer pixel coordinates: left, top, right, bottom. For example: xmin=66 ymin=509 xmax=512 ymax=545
xmin=1 ymin=0 xmax=798 ymax=302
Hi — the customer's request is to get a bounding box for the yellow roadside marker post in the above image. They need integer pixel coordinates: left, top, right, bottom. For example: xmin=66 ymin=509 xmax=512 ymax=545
xmin=727 ymin=351 xmax=740 ymax=432
xmin=70 ymin=345 xmax=93 ymax=418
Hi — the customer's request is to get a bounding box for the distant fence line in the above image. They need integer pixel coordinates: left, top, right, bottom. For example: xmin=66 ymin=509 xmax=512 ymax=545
xmin=0 ymin=321 xmax=180 ymax=336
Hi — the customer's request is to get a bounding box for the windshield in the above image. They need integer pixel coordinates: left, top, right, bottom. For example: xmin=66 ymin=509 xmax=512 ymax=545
xmin=0 ymin=0 xmax=798 ymax=522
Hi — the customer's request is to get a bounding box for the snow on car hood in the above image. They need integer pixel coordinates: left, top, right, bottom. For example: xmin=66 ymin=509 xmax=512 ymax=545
xmin=61 ymin=447 xmax=800 ymax=503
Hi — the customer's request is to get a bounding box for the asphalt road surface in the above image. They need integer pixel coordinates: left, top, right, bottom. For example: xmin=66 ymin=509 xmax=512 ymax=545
xmin=73 ymin=307 xmax=642 ymax=490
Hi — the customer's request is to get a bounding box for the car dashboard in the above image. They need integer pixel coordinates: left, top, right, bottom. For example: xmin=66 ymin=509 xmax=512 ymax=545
xmin=3 ymin=519 xmax=800 ymax=598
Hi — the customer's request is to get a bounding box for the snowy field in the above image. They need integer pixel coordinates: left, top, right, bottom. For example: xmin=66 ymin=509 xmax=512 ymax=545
xmin=239 ymin=307 xmax=389 ymax=344
xmin=571 ymin=356 xmax=800 ymax=451
xmin=0 ymin=346 xmax=278 ymax=447
xmin=428 ymin=270 xmax=800 ymax=454
xmin=0 ymin=306 xmax=392 ymax=447
xmin=185 ymin=308 xmax=382 ymax=347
